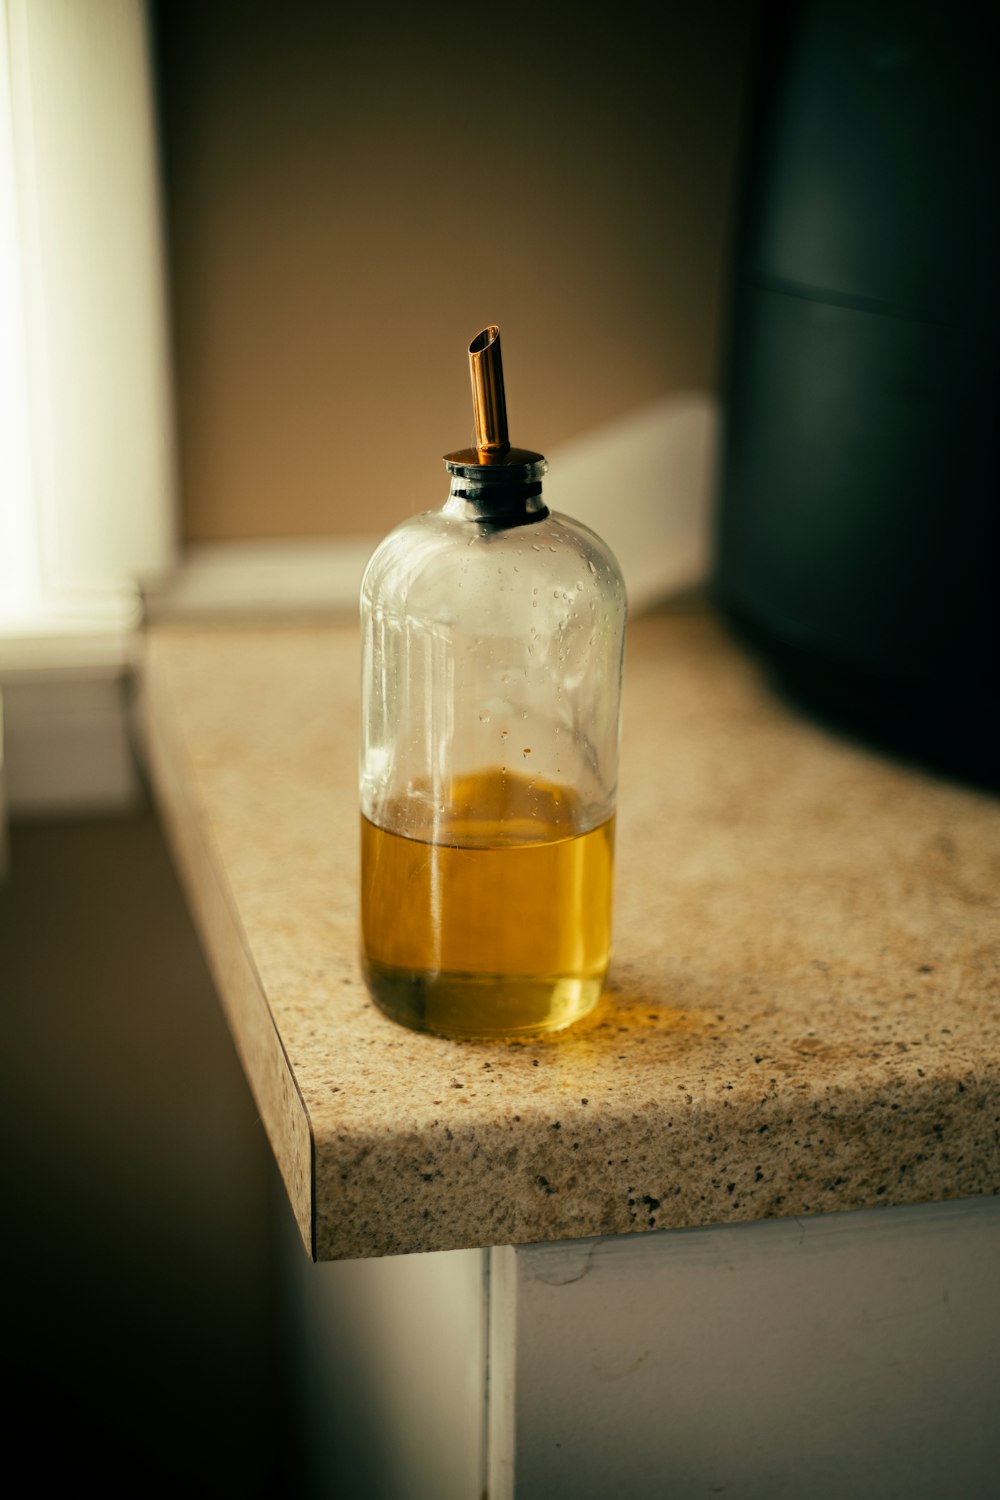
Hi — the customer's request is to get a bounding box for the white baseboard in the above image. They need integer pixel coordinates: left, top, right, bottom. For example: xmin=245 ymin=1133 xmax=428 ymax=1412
xmin=140 ymin=535 xmax=380 ymax=621
xmin=543 ymin=390 xmax=719 ymax=614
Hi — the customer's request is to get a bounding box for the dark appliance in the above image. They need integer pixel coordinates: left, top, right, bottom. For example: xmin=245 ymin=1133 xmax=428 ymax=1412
xmin=714 ymin=0 xmax=998 ymax=785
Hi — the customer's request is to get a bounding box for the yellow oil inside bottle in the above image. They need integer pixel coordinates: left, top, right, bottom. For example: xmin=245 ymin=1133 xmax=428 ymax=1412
xmin=361 ymin=768 xmax=614 ymax=1039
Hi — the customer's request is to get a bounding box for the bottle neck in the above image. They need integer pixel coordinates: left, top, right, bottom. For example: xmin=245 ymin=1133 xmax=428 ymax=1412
xmin=442 ymin=450 xmax=549 ymax=527
xmin=444 ymin=478 xmax=548 ymax=528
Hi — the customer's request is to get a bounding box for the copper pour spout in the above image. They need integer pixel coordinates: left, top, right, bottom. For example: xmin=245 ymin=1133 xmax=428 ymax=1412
xmin=469 ymin=326 xmax=510 ymax=457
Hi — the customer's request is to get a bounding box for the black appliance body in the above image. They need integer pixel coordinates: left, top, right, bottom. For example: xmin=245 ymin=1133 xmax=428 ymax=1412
xmin=714 ymin=0 xmax=998 ymax=784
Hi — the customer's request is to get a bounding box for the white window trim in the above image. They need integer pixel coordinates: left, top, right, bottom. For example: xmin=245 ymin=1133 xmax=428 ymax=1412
xmin=0 ymin=0 xmax=175 ymax=834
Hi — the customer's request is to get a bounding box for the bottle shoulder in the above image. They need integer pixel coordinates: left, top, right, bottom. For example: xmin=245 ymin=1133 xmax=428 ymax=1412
xmin=546 ymin=510 xmax=626 ymax=596
xmin=361 ymin=507 xmax=626 ymax=619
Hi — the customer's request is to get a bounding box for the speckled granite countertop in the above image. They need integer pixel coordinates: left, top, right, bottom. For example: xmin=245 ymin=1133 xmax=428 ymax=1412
xmin=141 ymin=601 xmax=1000 ymax=1260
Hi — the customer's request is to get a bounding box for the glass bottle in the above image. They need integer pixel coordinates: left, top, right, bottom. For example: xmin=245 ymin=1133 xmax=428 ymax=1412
xmin=359 ymin=326 xmax=627 ymax=1040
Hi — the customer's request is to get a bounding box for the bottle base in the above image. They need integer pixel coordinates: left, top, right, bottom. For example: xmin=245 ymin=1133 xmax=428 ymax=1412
xmin=361 ymin=958 xmax=604 ymax=1041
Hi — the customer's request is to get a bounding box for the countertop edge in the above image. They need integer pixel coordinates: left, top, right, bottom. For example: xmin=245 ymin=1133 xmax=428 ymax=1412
xmin=138 ymin=650 xmax=317 ymax=1257
xmin=306 ymin=1063 xmax=1000 ymax=1259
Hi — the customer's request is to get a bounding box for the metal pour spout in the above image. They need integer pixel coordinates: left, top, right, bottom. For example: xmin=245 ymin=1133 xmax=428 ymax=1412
xmin=443 ymin=326 xmax=544 ymax=481
xmin=469 ymin=326 xmax=510 ymax=457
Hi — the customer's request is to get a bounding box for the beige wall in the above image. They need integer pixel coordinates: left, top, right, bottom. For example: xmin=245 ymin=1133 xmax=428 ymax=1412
xmin=154 ymin=1 xmax=757 ymax=543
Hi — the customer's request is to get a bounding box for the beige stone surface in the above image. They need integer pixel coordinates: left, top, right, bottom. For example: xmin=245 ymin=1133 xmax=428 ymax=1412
xmin=141 ymin=603 xmax=1000 ymax=1260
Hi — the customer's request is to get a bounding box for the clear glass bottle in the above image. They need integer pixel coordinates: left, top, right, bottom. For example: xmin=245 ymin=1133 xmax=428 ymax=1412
xmin=359 ymin=327 xmax=627 ymax=1040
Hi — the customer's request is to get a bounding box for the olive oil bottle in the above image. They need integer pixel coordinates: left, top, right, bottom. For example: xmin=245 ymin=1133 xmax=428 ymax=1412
xmin=359 ymin=327 xmax=626 ymax=1039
